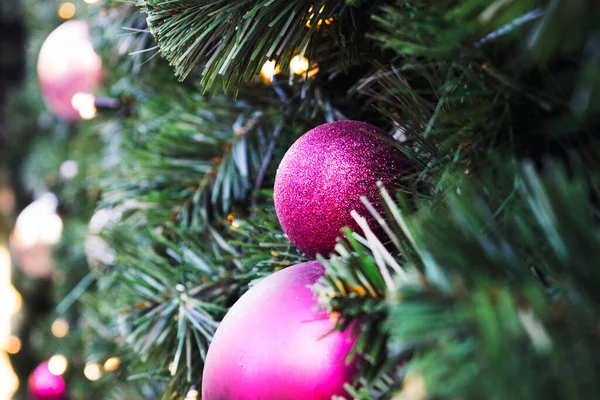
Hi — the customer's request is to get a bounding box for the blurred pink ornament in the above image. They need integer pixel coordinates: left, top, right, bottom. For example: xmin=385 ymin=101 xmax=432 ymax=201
xmin=37 ymin=20 xmax=102 ymax=120
xmin=10 ymin=194 xmax=62 ymax=278
xmin=202 ymin=261 xmax=358 ymax=400
xmin=28 ymin=362 xmax=66 ymax=400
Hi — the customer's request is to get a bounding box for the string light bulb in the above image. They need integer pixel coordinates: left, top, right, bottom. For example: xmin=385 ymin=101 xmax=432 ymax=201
xmin=48 ymin=355 xmax=68 ymax=376
xmin=84 ymin=0 xmax=99 ymax=3
xmin=306 ymin=5 xmax=333 ymax=28
xmin=51 ymin=319 xmax=70 ymax=338
xmin=103 ymin=357 xmax=120 ymax=372
xmin=6 ymin=336 xmax=21 ymax=355
xmin=78 ymin=105 xmax=97 ymax=120
xmin=83 ymin=363 xmax=102 ymax=381
xmin=185 ymin=389 xmax=199 ymax=399
xmin=71 ymin=92 xmax=95 ymax=111
xmin=290 ymin=55 xmax=310 ymax=75
xmin=259 ymin=60 xmax=280 ymax=83
xmin=58 ymin=2 xmax=76 ymax=19
xmin=72 ymin=93 xmax=98 ymax=120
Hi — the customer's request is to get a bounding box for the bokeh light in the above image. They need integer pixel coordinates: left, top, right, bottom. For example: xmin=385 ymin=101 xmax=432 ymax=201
xmin=51 ymin=319 xmax=70 ymax=338
xmin=58 ymin=2 xmax=76 ymax=19
xmin=83 ymin=363 xmax=102 ymax=381
xmin=48 ymin=355 xmax=68 ymax=376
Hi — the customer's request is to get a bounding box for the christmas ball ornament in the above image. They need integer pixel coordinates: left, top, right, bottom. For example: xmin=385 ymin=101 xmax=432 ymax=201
xmin=28 ymin=362 xmax=66 ymax=400
xmin=37 ymin=20 xmax=102 ymax=120
xmin=202 ymin=261 xmax=358 ymax=400
xmin=274 ymin=120 xmax=407 ymax=257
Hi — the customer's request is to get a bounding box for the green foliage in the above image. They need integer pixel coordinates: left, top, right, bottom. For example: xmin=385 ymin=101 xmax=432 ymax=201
xmin=137 ymin=0 xmax=375 ymax=93
xmin=318 ymin=162 xmax=600 ymax=398
xmin=9 ymin=0 xmax=600 ymax=398
xmin=102 ymin=84 xmax=287 ymax=229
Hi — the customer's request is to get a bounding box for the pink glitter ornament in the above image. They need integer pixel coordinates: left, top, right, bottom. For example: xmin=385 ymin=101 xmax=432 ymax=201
xmin=202 ymin=261 xmax=358 ymax=400
xmin=28 ymin=362 xmax=66 ymax=400
xmin=37 ymin=21 xmax=103 ymax=120
xmin=274 ymin=120 xmax=407 ymax=258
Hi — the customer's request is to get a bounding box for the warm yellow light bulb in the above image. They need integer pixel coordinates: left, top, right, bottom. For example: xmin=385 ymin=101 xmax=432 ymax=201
xmin=48 ymin=354 xmax=68 ymax=376
xmin=103 ymin=357 xmax=120 ymax=372
xmin=79 ymin=105 xmax=97 ymax=120
xmin=6 ymin=336 xmax=21 ymax=355
xmin=290 ymin=55 xmax=310 ymax=75
xmin=84 ymin=0 xmax=99 ymax=3
xmin=185 ymin=389 xmax=199 ymax=400
xmin=58 ymin=2 xmax=76 ymax=19
xmin=84 ymin=363 xmax=102 ymax=381
xmin=259 ymin=60 xmax=280 ymax=82
xmin=51 ymin=318 xmax=70 ymax=338
xmin=231 ymin=220 xmax=240 ymax=229
xmin=71 ymin=92 xmax=95 ymax=112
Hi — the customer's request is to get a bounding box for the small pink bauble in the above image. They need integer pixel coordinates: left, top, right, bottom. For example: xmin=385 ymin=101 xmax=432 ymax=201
xmin=274 ymin=120 xmax=407 ymax=257
xmin=202 ymin=261 xmax=358 ymax=400
xmin=28 ymin=362 xmax=66 ymax=400
xmin=37 ymin=20 xmax=103 ymax=120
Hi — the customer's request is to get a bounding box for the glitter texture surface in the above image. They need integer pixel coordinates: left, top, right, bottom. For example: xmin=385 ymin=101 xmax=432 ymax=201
xmin=274 ymin=120 xmax=407 ymax=258
xmin=202 ymin=261 xmax=358 ymax=400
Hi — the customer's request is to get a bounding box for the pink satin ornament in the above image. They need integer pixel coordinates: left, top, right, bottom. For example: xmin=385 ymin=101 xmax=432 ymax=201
xmin=202 ymin=261 xmax=358 ymax=400
xmin=274 ymin=120 xmax=407 ymax=258
xmin=28 ymin=362 xmax=66 ymax=400
xmin=37 ymin=21 xmax=102 ymax=120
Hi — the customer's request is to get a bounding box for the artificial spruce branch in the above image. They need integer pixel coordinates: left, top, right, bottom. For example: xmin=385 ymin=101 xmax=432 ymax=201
xmin=137 ymin=0 xmax=374 ymax=92
xmin=317 ymin=162 xmax=600 ymax=398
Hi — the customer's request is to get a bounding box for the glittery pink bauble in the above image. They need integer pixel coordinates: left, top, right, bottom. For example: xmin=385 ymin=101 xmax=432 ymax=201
xmin=274 ymin=120 xmax=406 ymax=258
xmin=202 ymin=261 xmax=358 ymax=400
xmin=37 ymin=21 xmax=103 ymax=120
xmin=28 ymin=362 xmax=66 ymax=400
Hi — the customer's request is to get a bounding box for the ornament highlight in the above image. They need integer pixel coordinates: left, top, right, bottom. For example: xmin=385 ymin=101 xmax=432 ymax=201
xmin=28 ymin=362 xmax=66 ymax=400
xmin=202 ymin=261 xmax=358 ymax=400
xmin=37 ymin=21 xmax=102 ymax=120
xmin=274 ymin=120 xmax=407 ymax=257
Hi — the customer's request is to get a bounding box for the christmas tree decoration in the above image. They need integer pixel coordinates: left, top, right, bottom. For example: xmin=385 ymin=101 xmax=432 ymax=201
xmin=202 ymin=261 xmax=358 ymax=400
xmin=10 ymin=193 xmax=63 ymax=277
xmin=37 ymin=20 xmax=102 ymax=120
xmin=274 ymin=120 xmax=407 ymax=257
xmin=28 ymin=362 xmax=66 ymax=400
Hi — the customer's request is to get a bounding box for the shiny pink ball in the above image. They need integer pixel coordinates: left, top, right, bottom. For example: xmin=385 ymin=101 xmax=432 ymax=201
xmin=274 ymin=120 xmax=406 ymax=257
xmin=28 ymin=362 xmax=66 ymax=400
xmin=37 ymin=21 xmax=103 ymax=120
xmin=202 ymin=261 xmax=358 ymax=400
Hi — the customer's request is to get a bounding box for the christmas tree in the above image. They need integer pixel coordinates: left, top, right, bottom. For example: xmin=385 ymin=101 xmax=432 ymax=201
xmin=2 ymin=0 xmax=600 ymax=399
